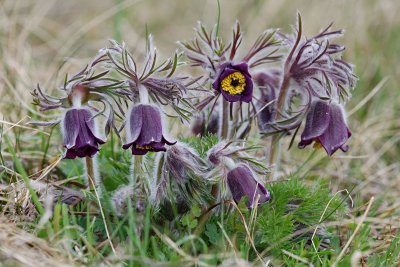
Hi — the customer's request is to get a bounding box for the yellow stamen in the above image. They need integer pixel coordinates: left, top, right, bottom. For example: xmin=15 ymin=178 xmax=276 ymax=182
xmin=313 ymin=141 xmax=323 ymax=149
xmin=135 ymin=144 xmax=153 ymax=150
xmin=220 ymin=71 xmax=246 ymax=95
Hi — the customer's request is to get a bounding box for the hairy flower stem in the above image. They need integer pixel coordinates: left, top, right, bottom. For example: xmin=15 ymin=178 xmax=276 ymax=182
xmin=196 ymin=100 xmax=231 ymax=238
xmin=268 ymin=73 xmax=291 ymax=180
xmin=220 ymin=99 xmax=230 ymax=139
xmin=213 ymin=99 xmax=230 ymax=198
xmin=85 ymin=156 xmax=101 ymax=194
xmin=138 ymin=84 xmax=149 ymax=104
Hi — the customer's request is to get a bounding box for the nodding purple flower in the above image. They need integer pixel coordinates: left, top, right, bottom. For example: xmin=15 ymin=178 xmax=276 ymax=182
xmin=227 ymin=164 xmax=270 ymax=208
xmin=123 ymin=104 xmax=175 ymax=155
xmin=212 ymin=62 xmax=253 ymax=103
xmin=298 ymin=100 xmax=351 ymax=156
xmin=254 ymin=70 xmax=281 ymax=132
xmin=63 ymin=108 xmax=105 ymax=159
xmin=191 ymin=109 xmax=219 ymax=136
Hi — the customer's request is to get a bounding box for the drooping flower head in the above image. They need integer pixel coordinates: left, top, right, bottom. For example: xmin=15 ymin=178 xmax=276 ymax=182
xmin=63 ymin=108 xmax=105 ymax=159
xmin=106 ymin=37 xmax=195 ymax=122
xmin=212 ymin=62 xmax=253 ymax=103
xmin=106 ymin=37 xmax=197 ymax=154
xmin=122 ymin=104 xmax=175 ymax=155
xmin=31 ymin=54 xmax=127 ymax=158
xmin=259 ymin=14 xmax=357 ymax=151
xmin=227 ymin=164 xmax=270 ymax=208
xmin=191 ymin=105 xmax=220 ymax=136
xmin=206 ymin=142 xmax=271 ymax=208
xmin=254 ymin=70 xmax=281 ymax=132
xmin=298 ymin=100 xmax=351 ymax=156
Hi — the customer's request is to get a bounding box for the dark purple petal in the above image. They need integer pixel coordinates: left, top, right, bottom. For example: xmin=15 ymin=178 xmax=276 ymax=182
xmin=130 ymin=141 xmax=168 ymax=155
xmin=130 ymin=144 xmax=152 ymax=155
xmin=84 ymin=113 xmax=106 ymax=145
xmin=62 ymin=108 xmax=105 ymax=159
xmin=298 ymin=100 xmax=351 ymax=156
xmin=63 ymin=109 xmax=80 ymax=149
xmin=232 ymin=62 xmax=251 ymax=74
xmin=65 ymin=149 xmax=78 ymax=159
xmin=221 ymin=90 xmax=242 ymax=102
xmin=240 ymin=73 xmax=253 ymax=103
xmin=318 ymin=103 xmax=351 ymax=156
xmin=227 ymin=164 xmax=270 ymax=208
xmin=123 ymin=104 xmax=176 ymax=155
xmin=254 ymin=71 xmax=281 ymax=132
xmin=135 ymin=105 xmax=163 ymax=146
xmin=299 ymin=100 xmax=330 ymax=148
xmin=123 ymin=105 xmax=144 ymax=148
xmin=191 ymin=110 xmax=219 ymax=136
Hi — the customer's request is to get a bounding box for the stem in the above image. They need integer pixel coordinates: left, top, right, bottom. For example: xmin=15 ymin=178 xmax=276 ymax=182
xmin=138 ymin=84 xmax=149 ymax=104
xmin=212 ymin=99 xmax=230 ymax=199
xmin=268 ymin=73 xmax=291 ymax=179
xmin=85 ymin=156 xmax=94 ymax=189
xmin=85 ymin=156 xmax=100 ymax=192
xmin=198 ymin=99 xmax=231 ymax=238
xmin=220 ymin=99 xmax=230 ymax=139
xmin=132 ymin=155 xmax=149 ymax=194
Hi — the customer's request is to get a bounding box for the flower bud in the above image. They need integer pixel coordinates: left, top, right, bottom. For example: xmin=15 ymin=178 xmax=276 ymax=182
xmin=227 ymin=164 xmax=270 ymax=208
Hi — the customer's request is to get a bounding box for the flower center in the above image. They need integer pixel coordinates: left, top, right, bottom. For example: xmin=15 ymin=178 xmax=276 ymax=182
xmin=220 ymin=71 xmax=246 ymax=95
xmin=313 ymin=141 xmax=323 ymax=149
xmin=135 ymin=144 xmax=153 ymax=150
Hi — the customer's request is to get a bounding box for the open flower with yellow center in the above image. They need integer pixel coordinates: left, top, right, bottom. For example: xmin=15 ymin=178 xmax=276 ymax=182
xmin=212 ymin=62 xmax=253 ymax=103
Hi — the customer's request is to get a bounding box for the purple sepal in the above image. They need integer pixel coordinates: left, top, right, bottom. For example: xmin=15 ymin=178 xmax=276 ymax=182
xmin=227 ymin=164 xmax=270 ymax=208
xmin=123 ymin=104 xmax=176 ymax=155
xmin=299 ymin=100 xmax=351 ymax=156
xmin=63 ymin=108 xmax=105 ymax=159
xmin=254 ymin=70 xmax=281 ymax=132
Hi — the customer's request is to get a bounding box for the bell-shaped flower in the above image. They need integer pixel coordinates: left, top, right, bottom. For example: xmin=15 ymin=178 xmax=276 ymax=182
xmin=298 ymin=100 xmax=351 ymax=156
xmin=254 ymin=70 xmax=281 ymax=132
xmin=212 ymin=62 xmax=253 ymax=103
xmin=123 ymin=104 xmax=175 ymax=155
xmin=63 ymin=108 xmax=105 ymax=159
xmin=191 ymin=109 xmax=219 ymax=136
xmin=227 ymin=164 xmax=270 ymax=208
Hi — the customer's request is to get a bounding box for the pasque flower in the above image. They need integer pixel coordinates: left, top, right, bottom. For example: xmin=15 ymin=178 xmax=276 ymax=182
xmin=254 ymin=70 xmax=281 ymax=132
xmin=63 ymin=108 xmax=105 ymax=159
xmin=227 ymin=164 xmax=270 ymax=208
xmin=212 ymin=62 xmax=253 ymax=103
xmin=181 ymin=21 xmax=280 ymax=109
xmin=191 ymin=109 xmax=219 ymax=136
xmin=298 ymin=100 xmax=351 ymax=156
xmin=123 ymin=104 xmax=175 ymax=155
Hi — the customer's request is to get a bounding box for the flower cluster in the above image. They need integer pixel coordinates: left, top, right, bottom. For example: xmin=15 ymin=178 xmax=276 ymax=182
xmin=30 ymin=13 xmax=357 ymax=215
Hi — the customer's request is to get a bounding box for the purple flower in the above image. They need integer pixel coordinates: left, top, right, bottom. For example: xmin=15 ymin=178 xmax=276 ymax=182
xmin=298 ymin=100 xmax=351 ymax=156
xmin=123 ymin=104 xmax=175 ymax=155
xmin=212 ymin=62 xmax=253 ymax=103
xmin=191 ymin=109 xmax=219 ymax=136
xmin=254 ymin=70 xmax=281 ymax=132
xmin=227 ymin=164 xmax=270 ymax=208
xmin=63 ymin=108 xmax=105 ymax=159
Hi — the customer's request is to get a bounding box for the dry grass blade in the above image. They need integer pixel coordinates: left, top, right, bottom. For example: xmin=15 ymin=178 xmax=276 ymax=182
xmin=333 ymin=197 xmax=375 ymax=266
xmin=0 ymin=216 xmax=72 ymax=267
